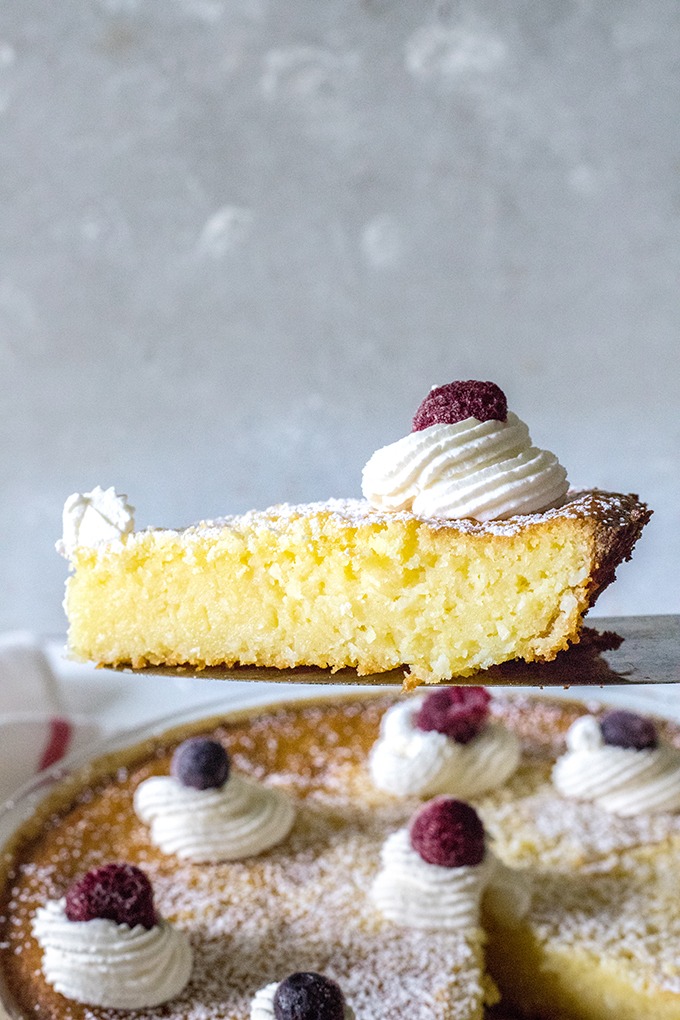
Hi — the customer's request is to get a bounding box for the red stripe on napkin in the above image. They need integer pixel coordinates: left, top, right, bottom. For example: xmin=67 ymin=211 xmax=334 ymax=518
xmin=38 ymin=717 xmax=73 ymax=771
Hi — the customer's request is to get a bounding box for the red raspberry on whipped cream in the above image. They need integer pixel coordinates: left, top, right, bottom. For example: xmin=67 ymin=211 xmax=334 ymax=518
xmin=369 ymin=692 xmax=520 ymax=799
xmin=65 ymin=862 xmax=157 ymax=929
xmin=414 ymin=687 xmax=491 ymax=744
xmin=371 ymin=794 xmax=531 ymax=930
xmin=412 ymin=380 xmax=508 ymax=431
xmin=362 ymin=378 xmax=569 ymax=521
xmin=409 ymin=797 xmax=486 ymax=868
xmin=32 ymin=862 xmax=193 ymax=1009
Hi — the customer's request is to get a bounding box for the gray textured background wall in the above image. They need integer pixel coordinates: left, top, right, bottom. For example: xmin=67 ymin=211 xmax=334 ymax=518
xmin=1 ymin=0 xmax=679 ymax=636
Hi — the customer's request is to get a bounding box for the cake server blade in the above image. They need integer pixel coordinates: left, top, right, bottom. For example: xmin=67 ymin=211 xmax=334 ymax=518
xmin=112 ymin=614 xmax=680 ymax=687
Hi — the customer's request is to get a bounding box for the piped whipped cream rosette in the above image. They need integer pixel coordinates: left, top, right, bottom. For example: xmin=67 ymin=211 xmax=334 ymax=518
xmin=251 ymin=971 xmax=355 ymax=1020
xmin=31 ymin=863 xmax=192 ymax=1009
xmin=371 ymin=797 xmax=530 ymax=931
xmin=553 ymin=710 xmax=680 ymax=816
xmin=369 ymin=686 xmax=520 ymax=798
xmin=134 ymin=736 xmax=295 ymax=861
xmin=56 ymin=485 xmax=135 ymax=558
xmin=362 ymin=380 xmax=569 ymax=521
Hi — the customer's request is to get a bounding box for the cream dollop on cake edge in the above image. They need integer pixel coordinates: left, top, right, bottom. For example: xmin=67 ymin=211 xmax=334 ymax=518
xmin=369 ymin=697 xmax=520 ymax=798
xmin=32 ymin=900 xmax=192 ymax=1009
xmin=553 ymin=715 xmax=680 ymax=816
xmin=134 ymin=772 xmax=295 ymax=861
xmin=372 ymin=830 xmax=495 ymax=930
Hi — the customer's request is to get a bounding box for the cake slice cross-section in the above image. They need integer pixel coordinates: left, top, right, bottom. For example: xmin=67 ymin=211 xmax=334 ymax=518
xmin=61 ymin=489 xmax=650 ymax=687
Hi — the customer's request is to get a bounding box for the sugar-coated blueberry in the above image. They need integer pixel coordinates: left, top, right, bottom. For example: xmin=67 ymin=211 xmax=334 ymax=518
xmin=171 ymin=737 xmax=231 ymax=790
xmin=412 ymin=380 xmax=508 ymax=432
xmin=600 ymin=710 xmax=658 ymax=751
xmin=273 ymin=972 xmax=346 ymax=1020
xmin=414 ymin=686 xmax=491 ymax=744
xmin=410 ymin=797 xmax=486 ymax=868
xmin=64 ymin=862 xmax=157 ymax=929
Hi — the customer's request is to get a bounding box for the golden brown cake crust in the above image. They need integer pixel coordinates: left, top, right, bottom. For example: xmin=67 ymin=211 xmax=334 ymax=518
xmin=564 ymin=490 xmax=652 ymax=606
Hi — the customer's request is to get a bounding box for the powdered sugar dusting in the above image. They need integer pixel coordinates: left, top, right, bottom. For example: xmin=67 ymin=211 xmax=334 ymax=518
xmin=1 ymin=698 xmax=487 ymax=1020
xmin=529 ymin=862 xmax=680 ymax=994
xmin=171 ymin=490 xmax=647 ymax=542
xmin=482 ymin=767 xmax=680 ymax=871
xmin=98 ymin=490 xmax=648 ymax=553
xmin=484 ymin=696 xmax=680 ymax=870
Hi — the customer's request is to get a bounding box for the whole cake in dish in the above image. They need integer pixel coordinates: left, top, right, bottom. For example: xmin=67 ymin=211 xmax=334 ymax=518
xmin=3 ymin=689 xmax=680 ymax=1020
xmin=57 ymin=381 xmax=651 ymax=686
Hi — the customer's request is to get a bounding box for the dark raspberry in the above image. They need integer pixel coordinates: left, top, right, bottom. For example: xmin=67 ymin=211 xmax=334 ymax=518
xmin=414 ymin=686 xmax=491 ymax=744
xmin=409 ymin=798 xmax=486 ymax=868
xmin=65 ymin=863 xmax=157 ymax=929
xmin=171 ymin=737 xmax=230 ymax=790
xmin=273 ymin=972 xmax=346 ymax=1020
xmin=600 ymin=710 xmax=658 ymax=751
xmin=412 ymin=380 xmax=508 ymax=432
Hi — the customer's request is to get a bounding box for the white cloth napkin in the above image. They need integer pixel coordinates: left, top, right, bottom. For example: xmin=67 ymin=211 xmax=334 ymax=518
xmin=0 ymin=633 xmax=100 ymax=802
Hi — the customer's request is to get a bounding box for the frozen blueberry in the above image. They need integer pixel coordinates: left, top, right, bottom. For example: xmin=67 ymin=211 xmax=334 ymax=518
xmin=65 ymin=862 xmax=157 ymax=929
xmin=412 ymin=380 xmax=508 ymax=432
xmin=600 ymin=710 xmax=658 ymax=751
xmin=414 ymin=686 xmax=491 ymax=744
xmin=410 ymin=797 xmax=486 ymax=868
xmin=273 ymin=972 xmax=346 ymax=1020
xmin=171 ymin=737 xmax=231 ymax=790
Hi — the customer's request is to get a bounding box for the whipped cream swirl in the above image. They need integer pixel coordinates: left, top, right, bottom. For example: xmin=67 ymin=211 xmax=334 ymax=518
xmin=250 ymin=982 xmax=355 ymax=1020
xmin=32 ymin=898 xmax=192 ymax=1009
xmin=553 ymin=715 xmax=680 ymax=816
xmin=57 ymin=485 xmax=135 ymax=557
xmin=371 ymin=828 xmax=529 ymax=930
xmin=369 ymin=699 xmax=520 ymax=798
xmin=134 ymin=772 xmax=295 ymax=861
xmin=362 ymin=412 xmax=568 ymax=521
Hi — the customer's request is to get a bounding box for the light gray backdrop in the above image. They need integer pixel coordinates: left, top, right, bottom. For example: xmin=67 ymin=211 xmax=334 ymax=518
xmin=1 ymin=0 xmax=679 ymax=635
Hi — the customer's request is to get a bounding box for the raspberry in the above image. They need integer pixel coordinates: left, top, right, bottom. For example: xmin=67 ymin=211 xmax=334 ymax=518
xmin=600 ymin=710 xmax=658 ymax=751
xmin=412 ymin=380 xmax=508 ymax=432
xmin=171 ymin=737 xmax=231 ymax=790
xmin=414 ymin=686 xmax=491 ymax=744
xmin=65 ymin=863 xmax=157 ymax=929
xmin=273 ymin=972 xmax=346 ymax=1020
xmin=409 ymin=798 xmax=486 ymax=868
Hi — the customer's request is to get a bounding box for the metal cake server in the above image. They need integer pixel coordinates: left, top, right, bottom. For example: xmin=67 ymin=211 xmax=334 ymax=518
xmin=114 ymin=614 xmax=680 ymax=687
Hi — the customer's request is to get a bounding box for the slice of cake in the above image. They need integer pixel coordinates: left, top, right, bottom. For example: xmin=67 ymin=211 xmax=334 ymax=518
xmin=61 ymin=489 xmax=648 ymax=687
xmin=485 ymin=859 xmax=680 ymax=1020
xmin=58 ymin=381 xmax=651 ymax=687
